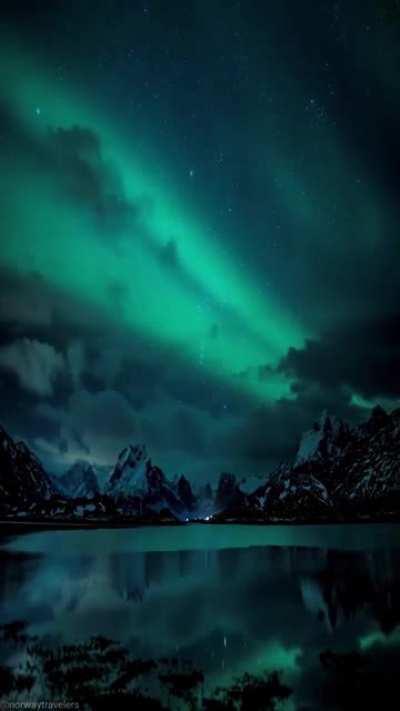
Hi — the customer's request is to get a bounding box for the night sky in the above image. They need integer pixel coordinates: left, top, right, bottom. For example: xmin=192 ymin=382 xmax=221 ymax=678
xmin=0 ymin=0 xmax=399 ymax=481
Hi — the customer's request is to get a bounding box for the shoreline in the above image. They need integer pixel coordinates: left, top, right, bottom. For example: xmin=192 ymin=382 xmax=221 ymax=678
xmin=1 ymin=515 xmax=400 ymax=534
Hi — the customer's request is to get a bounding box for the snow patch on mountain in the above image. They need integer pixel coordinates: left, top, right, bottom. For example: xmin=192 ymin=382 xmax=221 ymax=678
xmin=295 ymin=411 xmax=348 ymax=467
xmin=107 ymin=444 xmax=150 ymax=497
xmin=57 ymin=460 xmax=100 ymax=499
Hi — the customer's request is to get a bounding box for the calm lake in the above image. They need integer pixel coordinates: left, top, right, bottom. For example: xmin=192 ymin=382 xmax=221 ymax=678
xmin=1 ymin=523 xmax=400 ymax=708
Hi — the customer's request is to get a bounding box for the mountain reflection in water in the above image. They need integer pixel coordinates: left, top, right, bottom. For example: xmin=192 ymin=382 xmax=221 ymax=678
xmin=1 ymin=524 xmax=400 ymax=708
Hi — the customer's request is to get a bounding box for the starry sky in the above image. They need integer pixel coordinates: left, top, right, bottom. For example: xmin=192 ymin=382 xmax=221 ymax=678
xmin=0 ymin=0 xmax=399 ymax=481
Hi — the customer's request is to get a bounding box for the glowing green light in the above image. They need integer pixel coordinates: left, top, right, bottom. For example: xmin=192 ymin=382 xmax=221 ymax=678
xmin=0 ymin=38 xmax=308 ymax=402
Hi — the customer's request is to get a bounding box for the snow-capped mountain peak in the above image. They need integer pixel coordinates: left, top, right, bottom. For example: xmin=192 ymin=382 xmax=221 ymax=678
xmin=0 ymin=426 xmax=56 ymax=505
xmin=295 ymin=411 xmax=349 ymax=467
xmin=104 ymin=443 xmax=200 ymax=519
xmin=107 ymin=443 xmax=151 ymax=497
xmin=116 ymin=444 xmax=148 ymax=472
xmin=57 ymin=460 xmax=100 ymax=499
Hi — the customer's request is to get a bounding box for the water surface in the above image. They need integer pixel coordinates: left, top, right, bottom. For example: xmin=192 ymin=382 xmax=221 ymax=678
xmin=1 ymin=523 xmax=400 ymax=707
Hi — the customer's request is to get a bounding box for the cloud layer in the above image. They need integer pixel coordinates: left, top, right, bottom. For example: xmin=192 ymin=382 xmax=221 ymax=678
xmin=0 ymin=3 xmax=399 ymax=481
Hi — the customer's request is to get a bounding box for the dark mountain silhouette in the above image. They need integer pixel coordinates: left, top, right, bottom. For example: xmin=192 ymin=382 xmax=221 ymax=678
xmin=217 ymin=406 xmax=400 ymax=522
xmin=0 ymin=425 xmax=56 ymax=514
xmin=1 ymin=404 xmax=400 ymax=523
xmin=56 ymin=461 xmax=100 ymax=499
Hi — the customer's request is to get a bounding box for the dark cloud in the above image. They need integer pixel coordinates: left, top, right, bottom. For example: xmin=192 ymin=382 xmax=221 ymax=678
xmin=0 ymin=266 xmax=246 ymax=476
xmin=0 ymin=264 xmax=380 ymax=479
xmin=218 ymin=383 xmax=362 ymax=475
xmin=1 ymin=1 xmax=399 ymax=485
xmin=0 ymin=102 xmax=144 ymax=246
xmin=36 ymin=388 xmax=139 ymax=465
xmin=0 ymin=338 xmax=65 ymax=397
xmin=279 ymin=315 xmax=400 ymax=400
xmin=46 ymin=126 xmax=137 ymax=234
xmin=232 ymin=312 xmax=400 ymax=472
xmin=0 ymin=269 xmax=53 ymax=328
xmin=66 ymin=341 xmax=85 ymax=389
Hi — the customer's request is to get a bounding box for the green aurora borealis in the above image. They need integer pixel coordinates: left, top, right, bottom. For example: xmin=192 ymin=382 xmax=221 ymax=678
xmin=1 ymin=40 xmax=306 ymax=403
xmin=1 ymin=1 xmax=400 ymax=477
xmin=2 ymin=7 xmax=400 ymax=706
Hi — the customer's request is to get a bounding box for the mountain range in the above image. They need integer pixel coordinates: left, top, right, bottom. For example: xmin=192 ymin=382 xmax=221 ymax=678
xmin=1 ymin=405 xmax=400 ymax=524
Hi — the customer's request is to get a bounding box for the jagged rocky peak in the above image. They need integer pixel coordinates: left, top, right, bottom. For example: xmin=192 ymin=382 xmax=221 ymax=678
xmin=364 ymin=404 xmax=390 ymax=433
xmin=146 ymin=464 xmax=166 ymax=491
xmin=3 ymin=401 xmax=400 ymax=524
xmin=105 ymin=443 xmax=198 ymax=518
xmin=118 ymin=443 xmax=149 ymax=470
xmin=107 ymin=443 xmax=181 ymax=507
xmin=295 ymin=410 xmax=349 ymax=467
xmin=203 ymin=482 xmax=213 ymax=499
xmin=58 ymin=460 xmax=100 ymax=499
xmin=216 ymin=472 xmax=245 ymax=510
xmin=15 ymin=440 xmax=33 ymax=456
xmin=334 ymin=405 xmax=400 ymax=507
xmin=251 ymin=466 xmax=332 ymax=520
xmin=108 ymin=443 xmax=151 ymax=494
xmin=0 ymin=425 xmax=14 ymax=453
xmin=0 ymin=425 xmax=56 ymax=505
xmin=177 ymin=474 xmax=196 ymax=510
xmin=217 ymin=472 xmax=236 ymax=495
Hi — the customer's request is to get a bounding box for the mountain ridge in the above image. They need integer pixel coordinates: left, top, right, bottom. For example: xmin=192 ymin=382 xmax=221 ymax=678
xmin=1 ymin=404 xmax=400 ymax=523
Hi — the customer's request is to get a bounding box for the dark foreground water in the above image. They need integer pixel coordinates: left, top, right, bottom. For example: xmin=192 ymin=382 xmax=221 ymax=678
xmin=1 ymin=523 xmax=400 ymax=709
